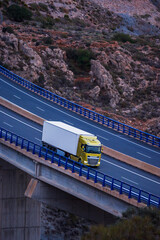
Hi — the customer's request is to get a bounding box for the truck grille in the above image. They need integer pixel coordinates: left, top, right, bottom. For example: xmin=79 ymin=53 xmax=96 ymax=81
xmin=87 ymin=156 xmax=99 ymax=166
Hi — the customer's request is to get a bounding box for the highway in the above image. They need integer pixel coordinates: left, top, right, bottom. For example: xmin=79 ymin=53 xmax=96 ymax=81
xmin=0 ymin=75 xmax=160 ymax=168
xmin=0 ymin=97 xmax=160 ymax=197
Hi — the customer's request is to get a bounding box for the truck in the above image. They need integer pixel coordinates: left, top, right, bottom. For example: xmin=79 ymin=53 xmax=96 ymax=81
xmin=42 ymin=121 xmax=102 ymax=167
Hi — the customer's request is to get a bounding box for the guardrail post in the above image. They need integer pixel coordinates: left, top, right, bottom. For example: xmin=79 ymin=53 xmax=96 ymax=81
xmin=51 ymin=152 xmax=55 ymax=163
xmin=72 ymin=162 xmax=75 ymax=173
xmin=39 ymin=147 xmax=42 ymax=157
xmin=87 ymin=168 xmax=90 ymax=179
xmin=134 ymin=129 xmax=137 ymax=138
xmin=94 ymin=171 xmax=97 ymax=183
xmin=102 ymin=175 xmax=106 ymax=187
xmin=64 ymin=158 xmax=68 ymax=169
xmin=128 ymin=128 xmax=131 ymax=136
xmin=45 ymin=149 xmax=48 ymax=160
xmin=120 ymin=182 xmax=123 ymax=194
xmin=16 ymin=136 xmax=18 ymax=146
xmin=128 ymin=186 xmax=132 ymax=198
xmin=102 ymin=116 xmax=104 ymax=124
xmin=107 ymin=119 xmax=110 ymax=127
xmin=58 ymin=156 xmax=61 ymax=166
xmin=67 ymin=101 xmax=70 ymax=109
xmin=72 ymin=103 xmax=74 ymax=111
xmin=27 ymin=141 xmax=30 ymax=151
xmin=147 ymin=194 xmax=151 ymax=206
xmin=32 ymin=144 xmax=35 ymax=154
xmin=21 ymin=139 xmax=24 ymax=149
xmin=0 ymin=129 xmax=2 ymax=138
xmin=5 ymin=131 xmax=8 ymax=141
xmin=93 ymin=113 xmax=95 ymax=120
xmin=111 ymin=179 xmax=114 ymax=190
xmin=79 ymin=164 xmax=82 ymax=176
xmin=138 ymin=190 xmax=142 ymax=203
xmin=10 ymin=133 xmax=13 ymax=143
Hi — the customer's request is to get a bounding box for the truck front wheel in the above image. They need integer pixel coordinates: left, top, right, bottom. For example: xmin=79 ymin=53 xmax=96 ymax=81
xmin=78 ymin=158 xmax=82 ymax=164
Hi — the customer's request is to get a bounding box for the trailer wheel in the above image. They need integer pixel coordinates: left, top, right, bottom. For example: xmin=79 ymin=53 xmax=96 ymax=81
xmin=65 ymin=152 xmax=70 ymax=158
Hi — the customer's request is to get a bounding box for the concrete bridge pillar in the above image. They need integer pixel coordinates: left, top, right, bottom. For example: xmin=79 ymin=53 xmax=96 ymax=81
xmin=0 ymin=159 xmax=41 ymax=240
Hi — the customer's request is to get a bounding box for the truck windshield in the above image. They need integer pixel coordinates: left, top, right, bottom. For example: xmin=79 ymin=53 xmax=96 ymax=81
xmin=85 ymin=146 xmax=101 ymax=154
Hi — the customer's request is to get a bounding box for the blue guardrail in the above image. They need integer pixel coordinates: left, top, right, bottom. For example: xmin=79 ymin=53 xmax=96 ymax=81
xmin=0 ymin=65 xmax=160 ymax=147
xmin=0 ymin=127 xmax=160 ymax=208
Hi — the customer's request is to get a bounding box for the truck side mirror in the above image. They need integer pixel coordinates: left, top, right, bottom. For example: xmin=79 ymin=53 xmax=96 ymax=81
xmin=82 ymin=146 xmax=84 ymax=151
xmin=101 ymin=147 xmax=103 ymax=153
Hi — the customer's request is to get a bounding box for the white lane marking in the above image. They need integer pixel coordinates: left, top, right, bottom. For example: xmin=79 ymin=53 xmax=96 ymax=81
xmin=101 ymin=158 xmax=160 ymax=185
xmin=35 ymin=137 xmax=41 ymax=141
xmin=3 ymin=122 xmax=13 ymax=128
xmin=1 ymin=78 xmax=160 ymax=156
xmin=97 ymin=135 xmax=109 ymax=141
xmin=13 ymin=95 xmax=21 ymax=99
xmin=122 ymin=176 xmax=138 ymax=185
xmin=1 ymin=111 xmax=42 ymax=132
xmin=137 ymin=152 xmax=151 ymax=159
xmin=36 ymin=106 xmax=45 ymax=112
xmin=63 ymin=120 xmax=74 ymax=125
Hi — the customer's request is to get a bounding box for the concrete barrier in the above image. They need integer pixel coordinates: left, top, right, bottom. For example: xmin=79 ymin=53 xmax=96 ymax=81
xmin=0 ymin=97 xmax=44 ymax=125
xmin=1 ymin=97 xmax=160 ymax=177
xmin=102 ymin=145 xmax=160 ymax=177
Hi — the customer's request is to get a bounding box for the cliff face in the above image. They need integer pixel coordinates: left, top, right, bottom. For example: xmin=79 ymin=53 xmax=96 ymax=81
xmin=0 ymin=0 xmax=160 ymax=136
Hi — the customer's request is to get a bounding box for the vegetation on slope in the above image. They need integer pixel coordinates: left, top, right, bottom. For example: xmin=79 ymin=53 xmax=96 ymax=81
xmin=82 ymin=208 xmax=160 ymax=240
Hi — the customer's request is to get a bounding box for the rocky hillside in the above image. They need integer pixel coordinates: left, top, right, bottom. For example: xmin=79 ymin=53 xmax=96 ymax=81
xmin=0 ymin=0 xmax=160 ymax=136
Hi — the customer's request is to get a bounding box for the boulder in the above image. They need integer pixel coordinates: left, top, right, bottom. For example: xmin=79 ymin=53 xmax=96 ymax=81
xmin=117 ymin=77 xmax=134 ymax=98
xmin=90 ymin=60 xmax=120 ymax=107
xmin=90 ymin=60 xmax=114 ymax=89
xmin=19 ymin=40 xmax=43 ymax=68
xmin=45 ymin=47 xmax=74 ymax=83
xmin=89 ymin=85 xmax=100 ymax=99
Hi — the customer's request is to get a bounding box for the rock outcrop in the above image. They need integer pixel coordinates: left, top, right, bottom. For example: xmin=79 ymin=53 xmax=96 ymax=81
xmin=90 ymin=60 xmax=120 ymax=108
xmin=0 ymin=0 xmax=159 ymax=135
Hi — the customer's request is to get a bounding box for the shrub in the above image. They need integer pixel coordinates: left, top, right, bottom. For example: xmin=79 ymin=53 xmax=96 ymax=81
xmin=66 ymin=48 xmax=94 ymax=72
xmin=42 ymin=36 xmax=53 ymax=45
xmin=40 ymin=15 xmax=55 ymax=28
xmin=39 ymin=3 xmax=48 ymax=12
xmin=112 ymin=33 xmax=136 ymax=43
xmin=82 ymin=208 xmax=160 ymax=240
xmin=29 ymin=3 xmax=38 ymax=11
xmin=2 ymin=26 xmax=14 ymax=34
xmin=7 ymin=4 xmax=32 ymax=22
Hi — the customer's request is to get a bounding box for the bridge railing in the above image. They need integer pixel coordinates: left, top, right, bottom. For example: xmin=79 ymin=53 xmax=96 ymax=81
xmin=0 ymin=65 xmax=160 ymax=148
xmin=0 ymin=127 xmax=159 ymax=208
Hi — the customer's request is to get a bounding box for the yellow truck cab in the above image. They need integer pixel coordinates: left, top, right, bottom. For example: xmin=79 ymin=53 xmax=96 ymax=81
xmin=74 ymin=135 xmax=101 ymax=166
